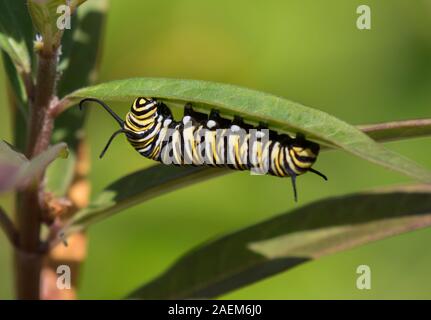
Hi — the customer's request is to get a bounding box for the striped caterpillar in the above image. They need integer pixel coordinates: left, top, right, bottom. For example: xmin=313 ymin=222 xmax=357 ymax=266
xmin=79 ymin=97 xmax=327 ymax=201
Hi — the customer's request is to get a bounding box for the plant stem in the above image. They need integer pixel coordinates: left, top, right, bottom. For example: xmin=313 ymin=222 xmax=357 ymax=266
xmin=15 ymin=50 xmax=59 ymax=300
xmin=27 ymin=52 xmax=58 ymax=158
xmin=14 ymin=191 xmax=43 ymax=299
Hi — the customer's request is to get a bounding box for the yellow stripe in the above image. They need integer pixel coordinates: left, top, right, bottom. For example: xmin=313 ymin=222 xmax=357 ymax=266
xmin=279 ymin=148 xmax=289 ymax=176
xmin=234 ymin=137 xmax=245 ymax=169
xmin=133 ymin=99 xmax=156 ymax=112
xmin=275 ymin=147 xmax=286 ymax=176
xmin=194 ymin=126 xmax=207 ymax=164
xmin=284 ymin=148 xmax=301 ymax=174
xmin=256 ymin=142 xmax=263 ymax=171
xmin=142 ymin=136 xmax=155 ymax=147
xmin=211 ymin=131 xmax=220 ymax=164
xmin=125 ymin=117 xmax=142 ymax=131
xmin=289 ymin=149 xmax=312 ymax=169
xmin=133 ymin=107 xmax=157 ymax=120
xmin=274 ymin=146 xmax=285 ymax=176
xmin=229 ymin=136 xmax=239 ymax=169
xmin=129 ymin=113 xmax=156 ymax=127
xmin=148 ymin=145 xmax=159 ymax=159
xmin=292 ymin=146 xmax=316 ymax=158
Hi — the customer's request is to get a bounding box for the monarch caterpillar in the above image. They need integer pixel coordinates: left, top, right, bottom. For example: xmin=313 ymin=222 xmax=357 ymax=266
xmin=79 ymin=97 xmax=327 ymax=201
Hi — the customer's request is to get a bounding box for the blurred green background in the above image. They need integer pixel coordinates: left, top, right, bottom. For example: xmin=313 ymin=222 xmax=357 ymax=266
xmin=1 ymin=0 xmax=431 ymax=299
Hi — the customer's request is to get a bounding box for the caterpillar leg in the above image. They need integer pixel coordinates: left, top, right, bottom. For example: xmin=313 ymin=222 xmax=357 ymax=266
xmin=232 ymin=115 xmax=244 ymax=125
xmin=184 ymin=103 xmax=207 ymax=123
xmin=183 ymin=103 xmax=193 ymax=117
xmin=256 ymin=121 xmax=280 ymax=140
xmin=207 ymin=109 xmax=220 ymax=129
xmin=157 ymin=101 xmax=173 ymax=119
xmin=257 ymin=121 xmax=268 ymax=129
xmin=295 ymin=132 xmax=306 ymax=142
xmin=232 ymin=115 xmax=252 ymax=130
xmin=208 ymin=109 xmax=231 ymax=128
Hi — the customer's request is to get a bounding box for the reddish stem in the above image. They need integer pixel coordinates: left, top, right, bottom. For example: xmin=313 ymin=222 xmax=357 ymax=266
xmin=15 ymin=49 xmax=59 ymax=300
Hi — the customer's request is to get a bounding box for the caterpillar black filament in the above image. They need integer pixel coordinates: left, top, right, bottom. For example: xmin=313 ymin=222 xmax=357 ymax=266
xmin=79 ymin=97 xmax=327 ymax=201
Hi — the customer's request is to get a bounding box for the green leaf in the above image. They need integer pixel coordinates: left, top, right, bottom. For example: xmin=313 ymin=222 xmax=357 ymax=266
xmin=0 ymin=141 xmax=68 ymax=193
xmin=57 ymin=0 xmax=107 ymax=97
xmin=27 ymin=0 xmax=68 ymax=51
xmin=127 ymin=184 xmax=431 ymax=299
xmin=0 ymin=1 xmax=34 ymax=151
xmin=0 ymin=0 xmax=32 ymax=73
xmin=46 ymin=0 xmax=108 ymax=197
xmin=2 ymin=53 xmax=30 ymax=151
xmin=62 ymin=165 xmax=225 ymax=236
xmin=61 ymin=78 xmax=431 ymax=183
xmin=44 ymin=148 xmax=76 ymax=197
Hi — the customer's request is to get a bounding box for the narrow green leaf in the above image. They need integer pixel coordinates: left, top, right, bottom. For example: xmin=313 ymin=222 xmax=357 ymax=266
xmin=127 ymin=185 xmax=431 ymax=299
xmin=62 ymin=78 xmax=431 ymax=183
xmin=3 ymin=53 xmax=30 ymax=151
xmin=0 ymin=1 xmax=34 ymax=151
xmin=62 ymin=165 xmax=225 ymax=236
xmin=0 ymin=0 xmax=32 ymax=73
xmin=44 ymin=151 xmax=75 ymax=197
xmin=27 ymin=0 xmax=67 ymax=51
xmin=57 ymin=0 xmax=107 ymax=97
xmin=0 ymin=141 xmax=68 ymax=193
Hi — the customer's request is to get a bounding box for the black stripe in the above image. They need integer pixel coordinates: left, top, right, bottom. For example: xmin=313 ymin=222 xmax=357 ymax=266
xmin=285 ymin=147 xmax=307 ymax=173
xmin=132 ymin=105 xmax=157 ymax=117
xmin=294 ymin=154 xmax=316 ymax=162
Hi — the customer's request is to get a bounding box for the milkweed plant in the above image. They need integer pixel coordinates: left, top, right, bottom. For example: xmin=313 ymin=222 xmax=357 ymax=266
xmin=0 ymin=0 xmax=431 ymax=300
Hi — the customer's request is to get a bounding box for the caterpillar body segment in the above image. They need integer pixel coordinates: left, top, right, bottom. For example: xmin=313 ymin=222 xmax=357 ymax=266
xmin=79 ymin=97 xmax=327 ymax=201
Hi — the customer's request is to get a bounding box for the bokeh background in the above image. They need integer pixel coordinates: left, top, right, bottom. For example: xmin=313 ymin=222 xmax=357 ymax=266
xmin=1 ymin=0 xmax=431 ymax=299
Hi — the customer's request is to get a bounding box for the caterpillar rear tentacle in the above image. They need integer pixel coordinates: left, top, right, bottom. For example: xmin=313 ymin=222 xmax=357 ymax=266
xmin=79 ymin=97 xmax=327 ymax=202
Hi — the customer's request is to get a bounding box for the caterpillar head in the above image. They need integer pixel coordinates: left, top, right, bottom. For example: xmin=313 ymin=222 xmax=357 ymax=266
xmin=288 ymin=133 xmax=319 ymax=161
xmin=284 ymin=134 xmax=327 ymax=202
xmin=290 ymin=139 xmax=320 ymax=161
xmin=290 ymin=134 xmax=327 ymax=180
